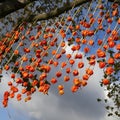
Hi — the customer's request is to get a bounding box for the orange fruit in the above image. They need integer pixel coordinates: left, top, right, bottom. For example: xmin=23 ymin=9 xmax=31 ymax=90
xmin=64 ymin=76 xmax=70 ymax=82
xmin=50 ymin=78 xmax=57 ymax=84
xmin=102 ymin=79 xmax=110 ymax=85
xmin=99 ymin=61 xmax=106 ymax=68
xmin=73 ymin=69 xmax=79 ymax=76
xmin=58 ymin=85 xmax=64 ymax=90
xmin=59 ymin=90 xmax=64 ymax=95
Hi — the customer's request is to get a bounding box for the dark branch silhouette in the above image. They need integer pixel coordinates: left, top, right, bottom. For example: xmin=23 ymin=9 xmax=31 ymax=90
xmin=0 ymin=0 xmax=120 ymax=21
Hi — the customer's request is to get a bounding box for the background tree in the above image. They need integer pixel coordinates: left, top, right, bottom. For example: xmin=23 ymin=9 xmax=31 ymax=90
xmin=0 ymin=0 xmax=120 ymax=118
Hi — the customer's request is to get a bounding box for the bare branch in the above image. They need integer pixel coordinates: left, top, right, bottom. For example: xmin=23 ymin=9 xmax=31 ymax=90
xmin=28 ymin=0 xmax=91 ymax=22
xmin=0 ymin=0 xmax=36 ymax=19
xmin=26 ymin=0 xmax=120 ymax=22
xmin=0 ymin=0 xmax=119 ymax=21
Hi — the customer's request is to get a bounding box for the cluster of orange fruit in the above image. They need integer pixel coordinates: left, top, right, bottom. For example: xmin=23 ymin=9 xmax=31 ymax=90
xmin=0 ymin=2 xmax=120 ymax=107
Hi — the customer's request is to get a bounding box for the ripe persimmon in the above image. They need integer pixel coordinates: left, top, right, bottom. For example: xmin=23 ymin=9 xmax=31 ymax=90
xmin=89 ymin=59 xmax=96 ymax=65
xmin=75 ymin=53 xmax=82 ymax=59
xmin=66 ymin=68 xmax=71 ymax=74
xmin=4 ymin=65 xmax=10 ymax=70
xmin=66 ymin=54 xmax=71 ymax=59
xmin=81 ymin=80 xmax=87 ymax=86
xmin=97 ymin=49 xmax=106 ymax=58
xmin=53 ymin=61 xmax=59 ymax=67
xmin=8 ymin=81 xmax=12 ymax=86
xmin=11 ymin=74 xmax=15 ymax=79
xmin=69 ymin=59 xmax=75 ymax=65
xmin=14 ymin=50 xmax=19 ymax=55
xmin=78 ymin=62 xmax=84 ymax=68
xmin=86 ymin=68 xmax=93 ymax=76
xmin=73 ymin=78 xmax=80 ymax=86
xmin=73 ymin=69 xmax=79 ymax=76
xmin=22 ymin=71 xmax=29 ymax=78
xmin=61 ymin=62 xmax=67 ymax=68
xmin=64 ymin=76 xmax=70 ymax=82
xmin=114 ymin=53 xmax=120 ymax=59
xmin=105 ymin=67 xmax=114 ymax=75
xmin=76 ymin=25 xmax=80 ymax=30
xmin=2 ymin=100 xmax=8 ymax=107
xmin=108 ymin=41 xmax=115 ymax=48
xmin=116 ymin=44 xmax=120 ymax=50
xmin=81 ymin=39 xmax=87 ymax=44
xmin=84 ymin=47 xmax=90 ymax=53
xmin=102 ymin=79 xmax=110 ymax=85
xmin=56 ymin=71 xmax=62 ymax=77
xmin=99 ymin=61 xmax=106 ymax=68
xmin=82 ymin=74 xmax=89 ymax=80
xmin=97 ymin=39 xmax=103 ymax=45
xmin=16 ymin=78 xmax=23 ymax=84
xmin=88 ymin=39 xmax=94 ymax=46
xmin=22 ymin=56 xmax=28 ymax=62
xmin=107 ymin=57 xmax=114 ymax=65
xmin=59 ymin=90 xmax=64 ymax=95
xmin=31 ymin=87 xmax=36 ymax=93
xmin=60 ymin=41 xmax=65 ymax=47
xmin=56 ymin=54 xmax=61 ymax=59
xmin=16 ymin=93 xmax=22 ymax=101
xmin=75 ymin=38 xmax=81 ymax=43
xmin=50 ymin=78 xmax=57 ymax=84
xmin=58 ymin=85 xmax=64 ymax=90
xmin=67 ymin=16 xmax=72 ymax=21
xmin=71 ymin=85 xmax=78 ymax=93
xmin=9 ymin=92 xmax=15 ymax=98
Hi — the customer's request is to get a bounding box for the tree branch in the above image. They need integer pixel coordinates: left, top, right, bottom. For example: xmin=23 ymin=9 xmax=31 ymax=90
xmin=0 ymin=0 xmax=36 ymax=19
xmin=26 ymin=0 xmax=120 ymax=22
xmin=28 ymin=0 xmax=90 ymax=22
xmin=0 ymin=0 xmax=120 ymax=21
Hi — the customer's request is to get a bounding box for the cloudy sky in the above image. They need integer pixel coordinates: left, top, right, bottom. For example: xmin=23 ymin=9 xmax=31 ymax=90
xmin=0 ymin=64 xmax=114 ymax=120
xmin=0 ymin=0 xmax=120 ymax=120
xmin=0 ymin=44 xmax=117 ymax=120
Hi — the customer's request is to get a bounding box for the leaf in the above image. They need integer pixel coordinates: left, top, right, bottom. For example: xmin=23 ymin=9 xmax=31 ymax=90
xmin=106 ymin=106 xmax=110 ymax=110
xmin=87 ymin=57 xmax=90 ymax=61
xmin=97 ymin=98 xmax=102 ymax=102
xmin=11 ymin=54 xmax=21 ymax=63
xmin=104 ymin=73 xmax=108 ymax=78
xmin=104 ymin=99 xmax=107 ymax=103
xmin=32 ymin=74 xmax=37 ymax=80
xmin=26 ymin=82 xmax=32 ymax=91
xmin=110 ymin=107 xmax=114 ymax=111
xmin=0 ymin=75 xmax=3 ymax=78
xmin=107 ymin=50 xmax=115 ymax=57
xmin=108 ymin=113 xmax=113 ymax=116
xmin=107 ymin=85 xmax=111 ymax=90
xmin=45 ymin=80 xmax=51 ymax=85
xmin=107 ymin=92 xmax=112 ymax=98
xmin=12 ymin=67 xmax=18 ymax=73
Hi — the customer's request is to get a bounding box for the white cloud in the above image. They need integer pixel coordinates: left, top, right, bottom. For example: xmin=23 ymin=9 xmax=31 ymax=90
xmin=0 ymin=43 xmax=115 ymax=120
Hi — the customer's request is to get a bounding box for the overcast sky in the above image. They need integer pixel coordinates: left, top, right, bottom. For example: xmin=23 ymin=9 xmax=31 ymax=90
xmin=0 ymin=1 xmax=120 ymax=120
xmin=0 ymin=64 xmax=115 ymax=120
xmin=0 ymin=44 xmax=117 ymax=120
